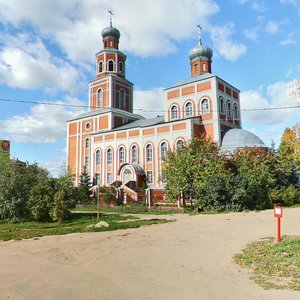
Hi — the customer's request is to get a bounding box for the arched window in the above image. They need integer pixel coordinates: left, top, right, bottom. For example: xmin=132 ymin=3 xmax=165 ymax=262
xmin=185 ymin=102 xmax=193 ymax=117
xmin=107 ymin=149 xmax=112 ymax=165
xmin=108 ymin=60 xmax=114 ymax=71
xmin=98 ymin=61 xmax=103 ymax=73
xmin=194 ymin=64 xmax=198 ymax=72
xmin=176 ymin=140 xmax=183 ymax=150
xmin=119 ymin=89 xmax=125 ymax=110
xmin=146 ymin=144 xmax=153 ymax=162
xmin=131 ymin=145 xmax=137 ymax=163
xmin=201 ymin=99 xmax=209 ymax=114
xmin=161 ymin=142 xmax=168 ymax=160
xmin=119 ymin=147 xmax=125 ymax=164
xmin=227 ymin=101 xmax=231 ymax=117
xmin=96 ymin=150 xmax=101 ymax=166
xmin=233 ymin=104 xmax=238 ymax=119
xmin=119 ymin=62 xmax=124 ymax=74
xmin=85 ymin=138 xmax=90 ymax=148
xmin=203 ymin=63 xmax=206 ymax=72
xmin=171 ymin=105 xmax=178 ymax=120
xmin=97 ymin=89 xmax=103 ymax=107
xmin=220 ymin=97 xmax=224 ymax=114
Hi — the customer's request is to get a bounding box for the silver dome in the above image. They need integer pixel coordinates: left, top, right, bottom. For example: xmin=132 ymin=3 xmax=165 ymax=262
xmin=101 ymin=26 xmax=120 ymax=39
xmin=189 ymin=44 xmax=213 ymax=61
xmin=220 ymin=129 xmax=266 ymax=153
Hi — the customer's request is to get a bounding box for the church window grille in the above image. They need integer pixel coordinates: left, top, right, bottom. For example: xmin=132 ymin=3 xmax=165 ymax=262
xmin=131 ymin=145 xmax=138 ymax=163
xmin=119 ymin=147 xmax=125 ymax=164
xmin=96 ymin=150 xmax=101 ymax=166
xmin=161 ymin=142 xmax=168 ymax=160
xmin=185 ymin=102 xmax=193 ymax=117
xmin=147 ymin=171 xmax=153 ymax=184
xmin=107 ymin=149 xmax=112 ymax=165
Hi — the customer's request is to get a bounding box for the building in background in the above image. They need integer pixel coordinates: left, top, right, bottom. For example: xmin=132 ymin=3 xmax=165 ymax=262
xmin=0 ymin=140 xmax=10 ymax=163
xmin=67 ymin=22 xmax=265 ymax=203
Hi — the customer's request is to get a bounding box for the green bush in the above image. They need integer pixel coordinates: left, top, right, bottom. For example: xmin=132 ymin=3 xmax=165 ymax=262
xmin=269 ymin=186 xmax=300 ymax=206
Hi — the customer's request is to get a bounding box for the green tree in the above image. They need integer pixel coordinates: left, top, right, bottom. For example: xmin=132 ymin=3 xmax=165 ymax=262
xmin=78 ymin=166 xmax=92 ymax=205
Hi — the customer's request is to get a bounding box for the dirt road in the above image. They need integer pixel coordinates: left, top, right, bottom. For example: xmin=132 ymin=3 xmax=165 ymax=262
xmin=0 ymin=208 xmax=300 ymax=300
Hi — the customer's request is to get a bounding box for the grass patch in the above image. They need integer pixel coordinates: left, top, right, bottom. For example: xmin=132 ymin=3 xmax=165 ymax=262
xmin=72 ymin=205 xmax=182 ymax=215
xmin=0 ymin=213 xmax=170 ymax=241
xmin=234 ymin=236 xmax=300 ymax=290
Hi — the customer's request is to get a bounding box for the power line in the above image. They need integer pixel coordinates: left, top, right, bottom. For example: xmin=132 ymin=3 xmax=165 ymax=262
xmin=0 ymin=97 xmax=299 ymax=113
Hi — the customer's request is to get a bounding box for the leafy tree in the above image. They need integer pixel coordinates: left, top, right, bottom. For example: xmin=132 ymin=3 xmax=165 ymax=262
xmin=28 ymin=177 xmax=55 ymax=221
xmin=0 ymin=161 xmax=49 ymax=221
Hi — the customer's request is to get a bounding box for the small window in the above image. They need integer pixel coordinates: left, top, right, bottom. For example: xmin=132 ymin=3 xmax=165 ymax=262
xmin=233 ymin=104 xmax=238 ymax=119
xmin=201 ymin=99 xmax=209 ymax=114
xmin=85 ymin=156 xmax=90 ymax=167
xmin=96 ymin=150 xmax=101 ymax=166
xmin=110 ymin=41 xmax=113 ymax=47
xmin=85 ymin=138 xmax=90 ymax=148
xmin=119 ymin=89 xmax=125 ymax=110
xmin=171 ymin=105 xmax=178 ymax=120
xmin=119 ymin=147 xmax=125 ymax=164
xmin=176 ymin=140 xmax=183 ymax=150
xmin=194 ymin=64 xmax=198 ymax=72
xmin=131 ymin=145 xmax=138 ymax=163
xmin=107 ymin=173 xmax=112 ymax=184
xmin=146 ymin=144 xmax=153 ymax=162
xmin=96 ymin=173 xmax=101 ymax=185
xmin=97 ymin=89 xmax=103 ymax=107
xmin=147 ymin=171 xmax=153 ymax=184
xmin=85 ymin=122 xmax=91 ymax=130
xmin=185 ymin=102 xmax=193 ymax=117
xmin=119 ymin=62 xmax=124 ymax=74
xmin=220 ymin=97 xmax=224 ymax=114
xmin=107 ymin=149 xmax=112 ymax=165
xmin=203 ymin=63 xmax=206 ymax=72
xmin=161 ymin=142 xmax=168 ymax=160
xmin=227 ymin=101 xmax=231 ymax=117
xmin=108 ymin=60 xmax=114 ymax=71
xmin=99 ymin=61 xmax=103 ymax=73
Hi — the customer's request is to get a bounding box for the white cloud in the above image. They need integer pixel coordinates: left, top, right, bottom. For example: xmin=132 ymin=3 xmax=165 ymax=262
xmin=265 ymin=19 xmax=289 ymax=35
xmin=265 ymin=21 xmax=280 ymax=34
xmin=279 ymin=32 xmax=297 ymax=46
xmin=240 ymin=80 xmax=299 ymax=126
xmin=280 ymin=0 xmax=300 ymax=14
xmin=244 ymin=27 xmax=260 ymax=41
xmin=0 ymin=97 xmax=86 ymax=143
xmin=0 ymin=0 xmax=220 ymax=60
xmin=251 ymin=1 xmax=266 ymax=12
xmin=0 ymin=33 xmax=81 ymax=92
xmin=208 ymin=24 xmax=247 ymax=61
xmin=241 ymin=81 xmax=300 ymax=146
xmin=133 ymin=87 xmax=165 ymax=118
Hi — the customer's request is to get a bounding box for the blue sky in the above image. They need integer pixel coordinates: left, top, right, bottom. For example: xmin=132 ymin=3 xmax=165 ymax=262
xmin=0 ymin=0 xmax=299 ymax=176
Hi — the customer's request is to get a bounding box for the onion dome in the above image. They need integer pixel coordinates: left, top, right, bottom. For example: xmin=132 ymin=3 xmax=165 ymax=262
xmin=189 ymin=43 xmax=213 ymax=62
xmin=101 ymin=26 xmax=120 ymax=39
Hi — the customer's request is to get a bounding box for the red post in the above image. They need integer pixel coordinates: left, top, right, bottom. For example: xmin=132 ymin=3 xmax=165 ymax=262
xmin=274 ymin=206 xmax=283 ymax=243
xmin=277 ymin=217 xmax=281 ymax=243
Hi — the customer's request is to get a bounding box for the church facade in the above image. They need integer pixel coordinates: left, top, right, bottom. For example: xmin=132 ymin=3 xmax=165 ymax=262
xmin=67 ymin=23 xmax=255 ymax=203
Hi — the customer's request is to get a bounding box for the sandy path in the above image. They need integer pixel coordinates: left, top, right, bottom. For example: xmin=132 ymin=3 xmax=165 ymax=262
xmin=0 ymin=208 xmax=300 ymax=300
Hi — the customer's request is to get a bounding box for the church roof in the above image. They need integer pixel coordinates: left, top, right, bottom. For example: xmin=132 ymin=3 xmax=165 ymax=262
xmin=67 ymin=108 xmax=144 ymax=122
xmin=220 ymin=128 xmax=267 ymax=154
xmin=112 ymin=116 xmax=165 ymax=131
xmin=164 ymin=73 xmax=214 ymax=90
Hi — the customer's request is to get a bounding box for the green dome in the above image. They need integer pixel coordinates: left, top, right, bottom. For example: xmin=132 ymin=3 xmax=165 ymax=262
xmin=189 ymin=44 xmax=213 ymax=61
xmin=101 ymin=26 xmax=120 ymax=39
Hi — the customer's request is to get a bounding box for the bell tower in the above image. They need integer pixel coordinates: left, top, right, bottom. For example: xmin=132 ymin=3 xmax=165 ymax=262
xmin=88 ymin=11 xmax=133 ymax=114
xmin=189 ymin=25 xmax=213 ymax=76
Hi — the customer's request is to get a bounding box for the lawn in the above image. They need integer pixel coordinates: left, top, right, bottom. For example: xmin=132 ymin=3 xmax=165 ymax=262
xmin=0 ymin=213 xmax=170 ymax=241
xmin=234 ymin=235 xmax=300 ymax=290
